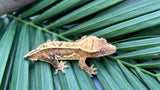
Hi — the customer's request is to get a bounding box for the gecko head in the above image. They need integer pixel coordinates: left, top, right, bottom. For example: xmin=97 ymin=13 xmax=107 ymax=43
xmin=98 ymin=42 xmax=116 ymax=57
xmin=78 ymin=36 xmax=116 ymax=57
xmin=89 ymin=36 xmax=116 ymax=57
xmin=96 ymin=38 xmax=116 ymax=57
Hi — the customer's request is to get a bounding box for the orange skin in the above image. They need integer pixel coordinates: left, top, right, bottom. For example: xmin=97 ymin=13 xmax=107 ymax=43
xmin=24 ymin=36 xmax=116 ymax=77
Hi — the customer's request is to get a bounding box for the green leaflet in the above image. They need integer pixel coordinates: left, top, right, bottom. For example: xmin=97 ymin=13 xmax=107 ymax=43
xmin=20 ymin=0 xmax=57 ymax=18
xmin=102 ymin=58 xmax=133 ymax=90
xmin=32 ymin=0 xmax=83 ymax=23
xmin=0 ymin=20 xmax=21 ymax=90
xmin=57 ymin=61 xmax=80 ymax=90
xmin=91 ymin=10 xmax=160 ymax=38
xmin=28 ymin=26 xmax=36 ymax=90
xmin=60 ymin=0 xmax=160 ymax=36
xmin=71 ymin=61 xmax=97 ymax=90
xmin=10 ymin=23 xmax=29 ymax=90
xmin=117 ymin=60 xmax=147 ymax=90
xmin=46 ymin=0 xmax=122 ymax=28
xmin=90 ymin=59 xmax=120 ymax=90
xmin=130 ymin=25 xmax=160 ymax=37
xmin=134 ymin=60 xmax=160 ymax=68
xmin=0 ymin=20 xmax=17 ymax=86
xmin=136 ymin=68 xmax=160 ymax=89
xmin=115 ymin=37 xmax=160 ymax=51
xmin=115 ymin=46 xmax=160 ymax=59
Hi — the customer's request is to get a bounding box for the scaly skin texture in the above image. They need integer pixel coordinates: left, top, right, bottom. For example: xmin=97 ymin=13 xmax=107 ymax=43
xmin=24 ymin=36 xmax=116 ymax=77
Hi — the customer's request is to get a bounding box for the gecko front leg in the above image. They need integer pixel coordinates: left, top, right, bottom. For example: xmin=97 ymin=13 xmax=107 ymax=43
xmin=51 ymin=54 xmax=69 ymax=75
xmin=38 ymin=53 xmax=69 ymax=75
xmin=79 ymin=56 xmax=98 ymax=77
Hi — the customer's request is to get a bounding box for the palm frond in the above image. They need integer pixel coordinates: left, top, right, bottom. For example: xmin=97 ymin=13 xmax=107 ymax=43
xmin=1 ymin=0 xmax=160 ymax=89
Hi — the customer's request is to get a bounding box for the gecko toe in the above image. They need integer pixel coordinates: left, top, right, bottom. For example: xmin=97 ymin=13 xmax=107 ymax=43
xmin=54 ymin=61 xmax=69 ymax=75
xmin=91 ymin=64 xmax=94 ymax=68
xmin=94 ymin=68 xmax=98 ymax=70
xmin=64 ymin=65 xmax=69 ymax=69
xmin=87 ymin=65 xmax=98 ymax=77
xmin=63 ymin=61 xmax=67 ymax=64
xmin=89 ymin=74 xmax=93 ymax=77
xmin=54 ymin=70 xmax=58 ymax=75
xmin=61 ymin=69 xmax=65 ymax=73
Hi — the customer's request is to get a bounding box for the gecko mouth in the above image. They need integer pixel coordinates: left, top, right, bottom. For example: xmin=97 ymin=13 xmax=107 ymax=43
xmin=24 ymin=55 xmax=37 ymax=61
xmin=24 ymin=55 xmax=30 ymax=59
xmin=24 ymin=53 xmax=33 ymax=59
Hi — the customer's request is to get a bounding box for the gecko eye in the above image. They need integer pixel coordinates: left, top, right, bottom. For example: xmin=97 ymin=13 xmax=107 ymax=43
xmin=100 ymin=48 xmax=106 ymax=54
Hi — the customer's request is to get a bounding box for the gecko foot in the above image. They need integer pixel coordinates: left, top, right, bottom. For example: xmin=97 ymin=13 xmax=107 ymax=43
xmin=88 ymin=64 xmax=98 ymax=77
xmin=54 ymin=61 xmax=69 ymax=75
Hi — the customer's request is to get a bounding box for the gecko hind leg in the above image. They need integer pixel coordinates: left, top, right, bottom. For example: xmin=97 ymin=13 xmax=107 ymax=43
xmin=51 ymin=54 xmax=69 ymax=75
xmin=79 ymin=57 xmax=98 ymax=77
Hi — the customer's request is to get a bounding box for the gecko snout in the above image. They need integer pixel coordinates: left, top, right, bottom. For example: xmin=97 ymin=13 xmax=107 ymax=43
xmin=24 ymin=54 xmax=31 ymax=60
xmin=109 ymin=45 xmax=116 ymax=54
xmin=105 ymin=44 xmax=116 ymax=55
xmin=24 ymin=53 xmax=38 ymax=60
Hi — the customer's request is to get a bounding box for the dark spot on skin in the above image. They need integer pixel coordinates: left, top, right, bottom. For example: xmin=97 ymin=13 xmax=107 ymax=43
xmin=58 ymin=43 xmax=63 ymax=46
xmin=50 ymin=43 xmax=55 ymax=46
xmin=42 ymin=45 xmax=48 ymax=48
xmin=38 ymin=55 xmax=44 ymax=60
xmin=53 ymin=53 xmax=56 ymax=59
